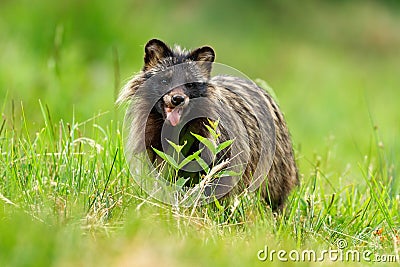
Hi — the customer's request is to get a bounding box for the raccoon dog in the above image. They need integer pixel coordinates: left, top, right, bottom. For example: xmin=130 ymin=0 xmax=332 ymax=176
xmin=117 ymin=39 xmax=298 ymax=210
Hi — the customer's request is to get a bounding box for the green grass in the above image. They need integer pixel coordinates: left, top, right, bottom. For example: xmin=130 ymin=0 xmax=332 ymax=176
xmin=1 ymin=0 xmax=400 ymax=266
xmin=0 ymin=100 xmax=398 ymax=266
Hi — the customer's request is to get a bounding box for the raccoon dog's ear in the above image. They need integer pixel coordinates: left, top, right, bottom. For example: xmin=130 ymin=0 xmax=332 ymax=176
xmin=189 ymin=46 xmax=215 ymax=77
xmin=143 ymin=39 xmax=172 ymax=71
xmin=189 ymin=46 xmax=215 ymax=63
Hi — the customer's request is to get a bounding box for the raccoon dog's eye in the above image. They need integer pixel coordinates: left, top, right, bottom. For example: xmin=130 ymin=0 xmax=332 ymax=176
xmin=186 ymin=83 xmax=196 ymax=89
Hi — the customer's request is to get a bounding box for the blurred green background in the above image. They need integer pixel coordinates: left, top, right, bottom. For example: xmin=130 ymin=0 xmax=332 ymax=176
xmin=1 ymin=0 xmax=399 ymax=175
xmin=1 ymin=1 xmax=400 ymax=266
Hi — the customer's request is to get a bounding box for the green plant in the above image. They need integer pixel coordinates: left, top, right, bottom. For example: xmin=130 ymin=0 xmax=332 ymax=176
xmin=151 ymin=119 xmax=238 ymax=208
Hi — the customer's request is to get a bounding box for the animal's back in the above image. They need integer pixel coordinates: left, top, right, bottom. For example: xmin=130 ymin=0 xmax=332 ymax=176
xmin=208 ymin=75 xmax=299 ymax=210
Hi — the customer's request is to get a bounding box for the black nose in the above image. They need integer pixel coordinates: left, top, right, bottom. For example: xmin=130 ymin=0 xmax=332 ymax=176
xmin=171 ymin=95 xmax=185 ymax=106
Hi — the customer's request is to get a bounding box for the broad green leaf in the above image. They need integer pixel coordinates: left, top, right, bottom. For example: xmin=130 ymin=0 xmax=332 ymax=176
xmin=216 ymin=139 xmax=234 ymax=153
xmin=204 ymin=124 xmax=220 ymax=140
xmin=166 ymin=139 xmax=187 ymax=153
xmin=152 ymin=147 xmax=179 ymax=169
xmin=207 ymin=118 xmax=219 ymax=131
xmin=191 ymin=133 xmax=217 ymax=155
xmin=178 ymin=148 xmax=203 ymax=169
xmin=176 ymin=177 xmax=189 ymax=188
xmin=196 ymin=157 xmax=210 ymax=173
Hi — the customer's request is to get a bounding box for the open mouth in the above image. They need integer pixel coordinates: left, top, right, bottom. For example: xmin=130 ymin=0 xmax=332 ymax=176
xmin=164 ymin=106 xmax=183 ymax=127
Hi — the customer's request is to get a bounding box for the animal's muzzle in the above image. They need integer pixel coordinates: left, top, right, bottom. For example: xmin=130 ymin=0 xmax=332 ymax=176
xmin=163 ymin=87 xmax=189 ymax=126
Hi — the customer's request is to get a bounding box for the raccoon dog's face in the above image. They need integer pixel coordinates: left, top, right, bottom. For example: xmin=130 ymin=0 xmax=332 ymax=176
xmin=141 ymin=39 xmax=215 ymax=126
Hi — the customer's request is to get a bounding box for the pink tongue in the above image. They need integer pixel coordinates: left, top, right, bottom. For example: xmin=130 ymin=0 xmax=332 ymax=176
xmin=166 ymin=108 xmax=181 ymax=126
